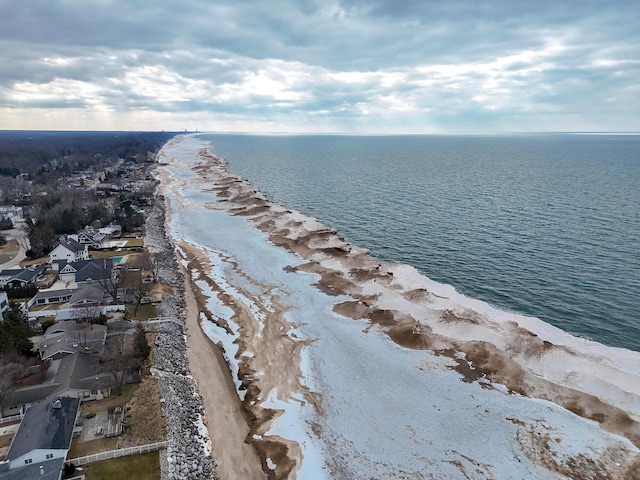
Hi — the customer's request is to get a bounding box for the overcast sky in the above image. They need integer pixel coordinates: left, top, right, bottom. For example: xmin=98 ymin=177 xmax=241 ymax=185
xmin=0 ymin=0 xmax=638 ymax=133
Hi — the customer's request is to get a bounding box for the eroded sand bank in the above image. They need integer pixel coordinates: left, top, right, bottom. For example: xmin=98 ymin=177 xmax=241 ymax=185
xmin=157 ymin=138 xmax=640 ymax=479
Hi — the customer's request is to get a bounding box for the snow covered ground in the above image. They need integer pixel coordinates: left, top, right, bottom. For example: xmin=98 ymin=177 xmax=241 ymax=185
xmin=157 ymin=135 xmax=640 ymax=479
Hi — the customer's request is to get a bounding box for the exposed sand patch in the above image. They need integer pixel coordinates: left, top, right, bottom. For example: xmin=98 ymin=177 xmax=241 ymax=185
xmin=177 ymin=243 xmax=268 ymax=480
xmin=196 ymin=149 xmax=640 ymax=436
xmin=158 ymin=141 xmax=640 ymax=478
xmin=177 ymin=240 xmax=326 ymax=479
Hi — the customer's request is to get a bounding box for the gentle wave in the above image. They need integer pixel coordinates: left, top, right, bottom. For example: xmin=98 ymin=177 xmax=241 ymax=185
xmin=200 ymin=133 xmax=640 ymax=351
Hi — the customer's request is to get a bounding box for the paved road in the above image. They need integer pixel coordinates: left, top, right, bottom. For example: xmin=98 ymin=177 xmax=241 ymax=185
xmin=0 ymin=224 xmax=28 ymax=270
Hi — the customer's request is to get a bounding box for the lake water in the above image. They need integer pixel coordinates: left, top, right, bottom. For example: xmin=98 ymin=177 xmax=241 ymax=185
xmin=197 ymin=133 xmax=640 ymax=352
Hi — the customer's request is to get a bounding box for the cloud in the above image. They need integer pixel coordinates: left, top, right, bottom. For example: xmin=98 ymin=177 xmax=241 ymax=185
xmin=0 ymin=0 xmax=638 ymax=132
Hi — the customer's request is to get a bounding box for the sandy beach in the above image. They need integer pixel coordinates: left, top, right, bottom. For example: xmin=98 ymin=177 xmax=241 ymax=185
xmin=179 ymin=244 xmax=267 ymax=480
xmin=157 ymin=136 xmax=640 ymax=479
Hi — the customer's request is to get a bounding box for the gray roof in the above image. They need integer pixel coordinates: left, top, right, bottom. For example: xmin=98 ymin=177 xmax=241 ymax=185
xmin=3 ymin=384 xmax=59 ymax=410
xmin=3 ymin=352 xmax=111 ymax=411
xmin=68 ymin=284 xmax=105 ymax=306
xmin=0 ymin=269 xmax=22 ymax=278
xmin=11 ymin=267 xmax=44 ymax=283
xmin=6 ymin=396 xmax=80 ymax=461
xmin=41 ymin=323 xmax=107 ymax=360
xmin=0 ymin=267 xmax=44 ymax=285
xmin=32 ymin=288 xmax=78 ymax=302
xmin=52 ymin=352 xmax=110 ymax=392
xmin=55 ymin=238 xmax=86 ymax=253
xmin=0 ymin=457 xmax=64 ymax=480
xmin=63 ymin=258 xmax=113 ymax=283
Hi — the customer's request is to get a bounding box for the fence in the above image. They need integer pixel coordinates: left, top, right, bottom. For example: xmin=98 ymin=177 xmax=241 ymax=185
xmin=27 ymin=305 xmax=126 ymax=321
xmin=67 ymin=441 xmax=167 ymax=466
xmin=0 ymin=413 xmax=23 ymax=425
xmin=146 ymin=316 xmax=185 ymax=326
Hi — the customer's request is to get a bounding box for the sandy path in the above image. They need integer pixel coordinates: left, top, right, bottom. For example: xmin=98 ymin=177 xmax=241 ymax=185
xmin=181 ymin=262 xmax=267 ymax=480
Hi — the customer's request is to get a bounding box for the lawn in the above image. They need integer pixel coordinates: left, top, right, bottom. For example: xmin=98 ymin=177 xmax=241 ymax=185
xmin=90 ymin=249 xmax=139 ymax=259
xmin=125 ymin=303 xmax=157 ymax=321
xmin=30 ymin=301 xmax=66 ymax=311
xmin=0 ymin=239 xmax=19 ymax=263
xmin=74 ymin=451 xmax=161 ymax=480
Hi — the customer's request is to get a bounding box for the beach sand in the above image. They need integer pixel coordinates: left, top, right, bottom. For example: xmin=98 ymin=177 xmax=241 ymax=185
xmin=158 ymin=138 xmax=640 ymax=479
xmin=179 ymin=243 xmax=267 ymax=480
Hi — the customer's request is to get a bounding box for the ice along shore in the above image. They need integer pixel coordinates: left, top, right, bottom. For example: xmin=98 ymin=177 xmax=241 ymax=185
xmin=155 ymin=135 xmax=640 ymax=480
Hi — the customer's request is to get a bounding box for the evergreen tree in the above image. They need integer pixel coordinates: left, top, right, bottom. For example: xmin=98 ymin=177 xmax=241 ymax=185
xmin=0 ymin=303 xmax=34 ymax=356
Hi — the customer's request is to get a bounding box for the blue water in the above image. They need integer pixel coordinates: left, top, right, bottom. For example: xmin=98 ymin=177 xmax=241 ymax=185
xmin=197 ymin=133 xmax=640 ymax=352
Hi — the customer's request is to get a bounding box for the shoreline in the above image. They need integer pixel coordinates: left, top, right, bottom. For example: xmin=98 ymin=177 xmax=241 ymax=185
xmin=178 ymin=240 xmax=268 ymax=479
xmin=154 ymin=136 xmax=640 ymax=478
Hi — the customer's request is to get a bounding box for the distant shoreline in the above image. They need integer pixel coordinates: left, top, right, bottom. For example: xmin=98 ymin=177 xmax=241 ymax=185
xmin=154 ymin=135 xmax=640 ymax=478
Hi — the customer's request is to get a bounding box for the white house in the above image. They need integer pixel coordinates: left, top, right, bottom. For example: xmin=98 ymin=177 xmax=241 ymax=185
xmin=99 ymin=223 xmax=123 ymax=238
xmin=49 ymin=238 xmax=89 ymax=269
xmin=2 ymin=397 xmax=80 ymax=477
xmin=68 ymin=226 xmax=107 ymax=249
xmin=0 ymin=205 xmax=23 ymax=221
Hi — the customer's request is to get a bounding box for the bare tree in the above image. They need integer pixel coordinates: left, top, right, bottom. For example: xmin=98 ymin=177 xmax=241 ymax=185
xmin=124 ymin=269 xmax=153 ymax=318
xmin=0 ymin=358 xmax=25 ymax=416
xmin=77 ymin=303 xmax=105 ymax=325
xmin=99 ymin=330 xmax=140 ymax=395
xmin=97 ymin=259 xmax=126 ymax=302
xmin=141 ymin=251 xmax=161 ymax=283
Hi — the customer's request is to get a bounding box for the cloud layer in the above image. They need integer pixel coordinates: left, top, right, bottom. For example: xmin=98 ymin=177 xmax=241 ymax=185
xmin=1 ymin=0 xmax=638 ymax=132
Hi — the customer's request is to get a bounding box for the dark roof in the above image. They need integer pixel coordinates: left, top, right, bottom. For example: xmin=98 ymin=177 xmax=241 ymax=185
xmin=64 ymin=259 xmax=112 ymax=283
xmin=0 ymin=267 xmax=44 ymax=285
xmin=0 ymin=457 xmax=64 ymax=480
xmin=41 ymin=323 xmax=107 ymax=360
xmin=3 ymin=352 xmax=110 ymax=410
xmin=53 ymin=352 xmax=109 ymax=392
xmin=69 ymin=285 xmax=106 ymax=305
xmin=6 ymin=397 xmax=80 ymax=461
xmin=3 ymin=384 xmax=59 ymax=410
xmin=11 ymin=267 xmax=44 ymax=283
xmin=31 ymin=288 xmax=78 ymax=302
xmin=56 ymin=238 xmax=86 ymax=253
xmin=0 ymin=269 xmax=22 ymax=278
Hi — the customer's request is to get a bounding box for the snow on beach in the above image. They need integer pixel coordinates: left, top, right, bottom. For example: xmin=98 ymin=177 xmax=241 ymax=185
xmin=157 ymin=135 xmax=640 ymax=479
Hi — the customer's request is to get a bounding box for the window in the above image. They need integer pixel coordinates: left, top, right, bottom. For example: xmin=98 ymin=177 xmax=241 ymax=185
xmin=46 ymin=453 xmax=54 ymax=459
xmin=24 ymin=458 xmax=32 ymax=464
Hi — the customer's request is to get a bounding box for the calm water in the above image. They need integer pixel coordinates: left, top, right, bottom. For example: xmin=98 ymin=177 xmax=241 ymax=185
xmin=198 ymin=134 xmax=640 ymax=351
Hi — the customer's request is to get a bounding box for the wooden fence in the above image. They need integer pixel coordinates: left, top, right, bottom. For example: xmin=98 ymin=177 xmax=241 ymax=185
xmin=67 ymin=441 xmax=167 ymax=466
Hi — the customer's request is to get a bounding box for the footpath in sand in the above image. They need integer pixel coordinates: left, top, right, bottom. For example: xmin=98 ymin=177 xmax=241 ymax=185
xmin=157 ymin=136 xmax=640 ymax=479
xmin=179 ymin=245 xmax=267 ymax=480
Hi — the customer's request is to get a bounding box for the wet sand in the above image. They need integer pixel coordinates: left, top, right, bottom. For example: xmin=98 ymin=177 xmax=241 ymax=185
xmin=179 ymin=243 xmax=267 ymax=480
xmin=158 ymin=138 xmax=640 ymax=479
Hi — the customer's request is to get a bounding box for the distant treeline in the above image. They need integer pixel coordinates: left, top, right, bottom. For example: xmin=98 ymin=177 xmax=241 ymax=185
xmin=0 ymin=131 xmax=178 ymax=175
xmin=0 ymin=167 xmax=20 ymax=177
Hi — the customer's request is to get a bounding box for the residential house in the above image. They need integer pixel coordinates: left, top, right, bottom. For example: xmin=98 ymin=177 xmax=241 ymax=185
xmin=0 ymin=269 xmax=21 ymax=285
xmin=0 ymin=267 xmax=44 ymax=288
xmin=0 ymin=267 xmax=44 ymax=287
xmin=98 ymin=223 xmax=122 ymax=238
xmin=40 ymin=322 xmax=107 ymax=361
xmin=0 ymin=397 xmax=80 ymax=479
xmin=68 ymin=285 xmax=105 ymax=309
xmin=29 ymin=289 xmax=76 ymax=307
xmin=49 ymin=238 xmax=88 ymax=270
xmin=69 ymin=226 xmax=107 ymax=249
xmin=57 ymin=258 xmax=114 ymax=286
xmin=2 ymin=351 xmax=111 ymax=418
